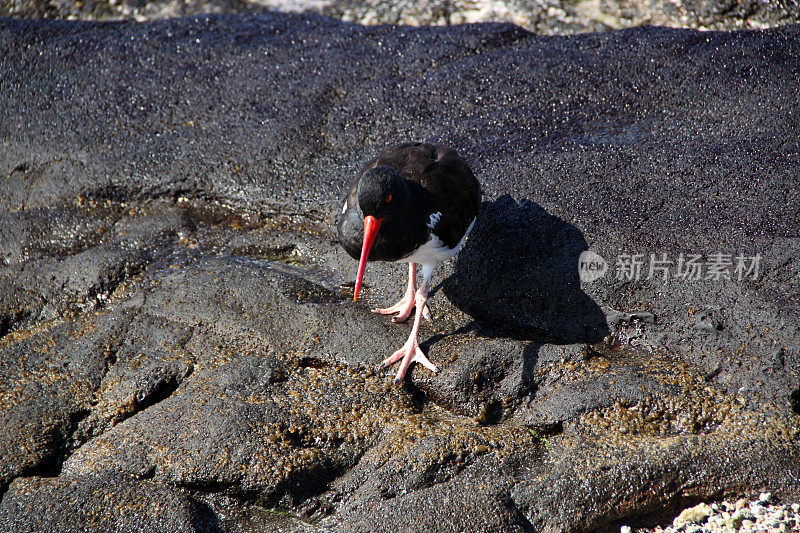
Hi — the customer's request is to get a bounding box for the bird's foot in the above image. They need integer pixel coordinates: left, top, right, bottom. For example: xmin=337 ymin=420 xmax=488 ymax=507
xmin=382 ymin=336 xmax=439 ymax=383
xmin=372 ymin=297 xmax=430 ymax=323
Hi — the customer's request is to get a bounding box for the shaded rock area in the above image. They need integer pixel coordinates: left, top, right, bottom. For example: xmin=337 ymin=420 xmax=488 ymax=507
xmin=0 ymin=474 xmax=221 ymax=532
xmin=2 ymin=0 xmax=800 ymax=34
xmin=0 ymin=12 xmax=799 ymax=533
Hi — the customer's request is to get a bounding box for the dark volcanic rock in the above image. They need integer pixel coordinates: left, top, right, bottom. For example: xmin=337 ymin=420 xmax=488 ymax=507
xmin=326 ymin=452 xmax=531 ymax=532
xmin=0 ymin=12 xmax=799 ymax=533
xmin=0 ymin=474 xmax=221 ymax=532
xmin=0 ymin=311 xmax=122 ymax=491
xmin=511 ymin=422 xmax=800 ymax=531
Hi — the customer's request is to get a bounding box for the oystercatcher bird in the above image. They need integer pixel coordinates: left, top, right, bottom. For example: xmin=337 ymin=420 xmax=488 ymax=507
xmin=337 ymin=142 xmax=481 ymax=382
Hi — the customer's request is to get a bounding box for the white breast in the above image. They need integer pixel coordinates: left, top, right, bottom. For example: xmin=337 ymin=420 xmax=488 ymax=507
xmin=427 ymin=211 xmax=442 ymax=230
xmin=399 ymin=217 xmax=475 ymax=269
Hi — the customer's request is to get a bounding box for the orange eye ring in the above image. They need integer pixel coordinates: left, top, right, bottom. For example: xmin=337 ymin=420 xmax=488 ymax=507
xmin=385 ymin=194 xmax=392 ymax=204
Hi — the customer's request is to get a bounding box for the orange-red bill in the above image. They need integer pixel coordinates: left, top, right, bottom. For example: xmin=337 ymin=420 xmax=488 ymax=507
xmin=353 ymin=215 xmax=382 ymax=302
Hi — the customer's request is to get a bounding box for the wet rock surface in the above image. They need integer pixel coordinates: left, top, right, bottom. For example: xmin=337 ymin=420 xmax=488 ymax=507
xmin=0 ymin=13 xmax=799 ymax=533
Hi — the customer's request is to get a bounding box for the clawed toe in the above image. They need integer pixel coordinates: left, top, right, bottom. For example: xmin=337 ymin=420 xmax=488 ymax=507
xmin=372 ymin=297 xmax=415 ymax=322
xmin=381 ymin=347 xmax=404 ymax=368
xmin=411 ymin=350 xmax=438 ymax=373
xmin=372 ymin=300 xmax=431 ymax=323
xmin=372 ymin=301 xmax=409 ymax=315
xmin=381 ymin=338 xmax=439 ymax=382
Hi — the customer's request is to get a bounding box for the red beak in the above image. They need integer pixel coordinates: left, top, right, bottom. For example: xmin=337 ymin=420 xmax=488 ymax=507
xmin=353 ymin=215 xmax=382 ymax=302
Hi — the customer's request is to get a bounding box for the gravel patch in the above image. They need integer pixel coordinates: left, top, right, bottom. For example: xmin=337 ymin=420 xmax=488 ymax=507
xmin=623 ymin=493 xmax=800 ymax=532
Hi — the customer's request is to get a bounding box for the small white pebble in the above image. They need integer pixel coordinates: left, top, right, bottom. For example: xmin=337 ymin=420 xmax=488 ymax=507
xmin=664 ymin=499 xmax=800 ymax=533
xmin=738 ymin=508 xmax=755 ymax=521
xmin=673 ymin=503 xmax=713 ymax=528
xmin=620 ymin=526 xmax=632 ymax=533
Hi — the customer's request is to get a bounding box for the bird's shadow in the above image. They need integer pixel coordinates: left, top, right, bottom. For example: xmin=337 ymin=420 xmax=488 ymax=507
xmin=441 ymin=195 xmax=609 ymax=345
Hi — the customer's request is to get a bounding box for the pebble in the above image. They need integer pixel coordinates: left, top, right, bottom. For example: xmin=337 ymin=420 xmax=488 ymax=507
xmin=726 ymin=515 xmax=743 ymax=529
xmin=735 ymin=498 xmax=749 ymax=510
xmin=620 ymin=495 xmax=800 ymax=532
xmin=673 ymin=503 xmax=713 ymax=528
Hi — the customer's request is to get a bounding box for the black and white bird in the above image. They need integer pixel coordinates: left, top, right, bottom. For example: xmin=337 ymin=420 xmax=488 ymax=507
xmin=337 ymin=142 xmax=481 ymax=382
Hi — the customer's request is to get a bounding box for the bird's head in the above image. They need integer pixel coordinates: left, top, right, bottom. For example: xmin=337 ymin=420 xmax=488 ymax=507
xmin=356 ymin=166 xmax=407 ymax=219
xmin=352 ymin=166 xmax=408 ymax=302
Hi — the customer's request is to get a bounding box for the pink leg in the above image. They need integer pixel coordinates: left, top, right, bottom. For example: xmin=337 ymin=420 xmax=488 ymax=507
xmin=381 ymin=276 xmax=438 ymax=383
xmin=372 ymin=263 xmax=430 ymax=323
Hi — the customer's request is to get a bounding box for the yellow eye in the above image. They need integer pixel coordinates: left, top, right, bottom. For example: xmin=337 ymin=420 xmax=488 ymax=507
xmin=385 ymin=194 xmax=392 ymax=204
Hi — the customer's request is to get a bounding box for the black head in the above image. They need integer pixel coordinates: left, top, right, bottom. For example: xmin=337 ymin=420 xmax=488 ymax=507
xmin=356 ymin=166 xmax=409 ymax=218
